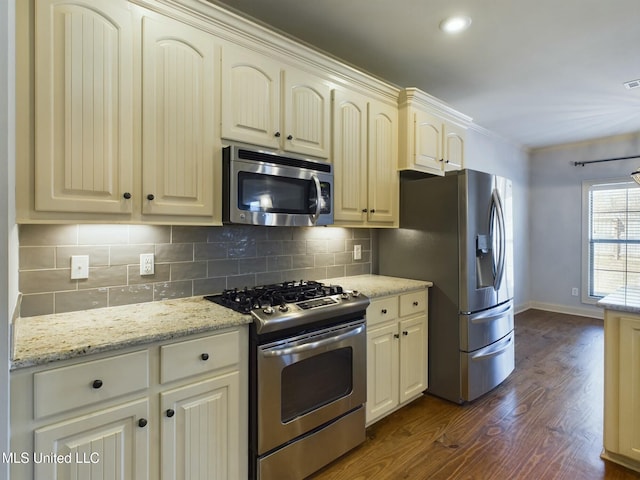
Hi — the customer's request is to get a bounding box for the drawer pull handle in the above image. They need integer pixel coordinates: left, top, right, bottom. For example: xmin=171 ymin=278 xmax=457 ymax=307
xmin=201 ymin=353 xmax=210 ymax=361
xmin=413 ymin=301 xmax=419 ymax=306
xmin=138 ymin=418 xmax=148 ymax=428
xmin=92 ymin=379 xmax=103 ymax=389
xmin=381 ymin=309 xmax=387 ymax=314
xmin=166 ymin=409 xmax=175 ymax=418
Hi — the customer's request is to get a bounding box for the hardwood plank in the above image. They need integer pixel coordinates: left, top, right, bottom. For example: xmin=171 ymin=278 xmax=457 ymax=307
xmin=310 ymin=310 xmax=640 ymax=479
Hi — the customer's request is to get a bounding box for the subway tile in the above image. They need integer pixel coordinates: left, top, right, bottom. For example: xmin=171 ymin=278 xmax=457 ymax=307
xmin=346 ymin=263 xmax=370 ymax=276
xmin=78 ymin=225 xmax=129 ymax=245
xmin=326 ymin=265 xmax=346 ymax=279
xmin=353 ymin=229 xmax=372 ymax=239
xmin=228 ymin=240 xmax=257 ymax=259
xmin=268 ymin=256 xmax=292 ymax=271
xmin=129 ymin=225 xmax=171 ymax=244
xmin=257 ymin=240 xmax=284 ymax=257
xmin=207 ymin=225 xmax=267 ymax=243
xmin=266 ymin=227 xmax=294 ymax=241
xmin=226 ymin=274 xmax=256 ymax=290
xmin=193 ymin=277 xmax=227 ymax=296
xmin=127 ymin=264 xmax=171 ymax=285
xmin=306 ymin=240 xmax=327 ymax=254
xmin=20 ymin=247 xmax=55 ymax=270
xmin=19 ymin=224 xmax=78 ymax=246
xmin=56 ymin=246 xmax=110 ymax=267
xmin=154 ymin=281 xmax=193 ymax=301
xmin=109 ymin=284 xmax=154 ymax=306
xmin=55 ymin=288 xmax=108 ymax=313
xmin=292 ymin=255 xmax=314 ymax=269
xmin=171 ymin=262 xmax=207 ymax=281
xmin=256 ymin=271 xmax=283 ymax=285
xmin=314 ymin=253 xmax=335 ymax=267
xmin=238 ymin=257 xmax=267 ymax=274
xmin=78 ymin=266 xmax=128 ymax=290
xmin=208 ymin=259 xmax=239 ymax=276
xmin=282 ymin=240 xmax=306 ymax=255
xmin=327 ymin=238 xmax=347 ymax=253
xmin=19 ymin=269 xmax=75 ymax=294
xmin=155 ymin=243 xmax=194 ymax=263
xmin=335 ymin=251 xmax=354 ymax=265
xmin=110 ymin=245 xmax=154 ymax=266
xmin=171 ymin=226 xmax=209 ymax=244
xmin=194 ymin=242 xmax=228 ymax=261
xmin=20 ymin=293 xmax=54 ymax=317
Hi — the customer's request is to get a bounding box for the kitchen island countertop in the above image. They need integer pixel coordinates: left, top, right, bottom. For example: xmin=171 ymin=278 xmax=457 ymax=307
xmin=11 ymin=274 xmax=432 ymax=370
xmin=597 ymin=288 xmax=640 ymax=314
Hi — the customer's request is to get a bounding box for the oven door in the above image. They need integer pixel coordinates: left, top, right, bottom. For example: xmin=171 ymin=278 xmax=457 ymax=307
xmin=257 ymin=320 xmax=366 ymax=455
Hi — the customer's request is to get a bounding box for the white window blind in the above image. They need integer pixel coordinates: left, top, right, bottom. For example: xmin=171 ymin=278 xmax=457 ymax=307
xmin=583 ymin=179 xmax=640 ymax=301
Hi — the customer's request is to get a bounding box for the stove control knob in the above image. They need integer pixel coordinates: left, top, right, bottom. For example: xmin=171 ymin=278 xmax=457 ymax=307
xmin=278 ymin=304 xmax=289 ymax=312
xmin=351 ymin=290 xmax=361 ymax=297
xmin=263 ymin=306 xmax=275 ymax=315
xmin=341 ymin=292 xmax=350 ymax=300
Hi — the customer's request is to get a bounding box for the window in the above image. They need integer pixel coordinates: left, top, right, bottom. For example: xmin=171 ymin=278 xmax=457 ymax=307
xmin=582 ymin=178 xmax=640 ymax=303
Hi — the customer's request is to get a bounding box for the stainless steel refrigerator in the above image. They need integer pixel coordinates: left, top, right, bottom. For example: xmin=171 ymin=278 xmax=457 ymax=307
xmin=377 ymin=169 xmax=514 ymax=403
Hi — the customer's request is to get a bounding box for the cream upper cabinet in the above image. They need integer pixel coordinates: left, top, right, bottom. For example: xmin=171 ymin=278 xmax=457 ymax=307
xmin=141 ymin=13 xmax=219 ymax=218
xmin=332 ymin=89 xmax=398 ymax=227
xmin=34 ymin=0 xmax=135 ymax=214
xmin=399 ymin=88 xmax=471 ymax=176
xmin=221 ymin=44 xmax=331 ymax=158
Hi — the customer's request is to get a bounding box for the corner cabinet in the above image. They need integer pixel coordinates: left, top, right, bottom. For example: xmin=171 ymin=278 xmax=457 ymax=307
xmin=10 ymin=327 xmax=248 ymax=480
xmin=398 ymin=88 xmax=471 ymax=176
xmin=20 ymin=0 xmax=222 ymax=224
xmin=221 ymin=44 xmax=331 ymax=159
xmin=332 ymin=88 xmax=398 ymax=227
xmin=366 ymin=288 xmax=428 ymax=425
xmin=602 ymin=309 xmax=640 ymax=473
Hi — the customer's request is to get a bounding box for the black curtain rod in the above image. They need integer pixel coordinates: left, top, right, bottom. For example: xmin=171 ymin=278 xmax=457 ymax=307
xmin=574 ymin=155 xmax=640 ymax=167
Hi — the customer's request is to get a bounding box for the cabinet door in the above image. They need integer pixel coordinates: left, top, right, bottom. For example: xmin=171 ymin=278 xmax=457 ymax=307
xmin=282 ymin=67 xmax=331 ymax=158
xmin=443 ymin=121 xmax=465 ymax=172
xmin=366 ymin=323 xmax=399 ymax=424
xmin=619 ymin=317 xmax=640 ymax=462
xmin=221 ymin=45 xmax=280 ymax=149
xmin=161 ymin=372 xmax=240 ymax=480
xmin=34 ymin=399 xmax=149 ymax=480
xmin=399 ymin=315 xmax=428 ymax=404
xmin=368 ymin=99 xmax=398 ymax=225
xmin=332 ymin=89 xmax=368 ymax=224
xmin=141 ymin=15 xmax=219 ymax=217
xmin=34 ymin=0 xmax=134 ymax=214
xmin=414 ymin=110 xmax=443 ymax=172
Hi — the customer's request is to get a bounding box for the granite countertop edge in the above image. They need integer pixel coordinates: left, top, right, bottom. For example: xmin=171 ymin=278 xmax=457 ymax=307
xmin=597 ymin=287 xmax=640 ymax=314
xmin=12 ymin=274 xmax=432 ymax=370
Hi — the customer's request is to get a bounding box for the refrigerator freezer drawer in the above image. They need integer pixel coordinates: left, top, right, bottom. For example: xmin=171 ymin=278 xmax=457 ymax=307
xmin=459 ymin=301 xmax=514 ymax=352
xmin=461 ymin=331 xmax=514 ymax=402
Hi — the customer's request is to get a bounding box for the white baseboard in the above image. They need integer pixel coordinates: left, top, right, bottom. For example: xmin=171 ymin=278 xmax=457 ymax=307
xmin=521 ymin=301 xmax=604 ymax=319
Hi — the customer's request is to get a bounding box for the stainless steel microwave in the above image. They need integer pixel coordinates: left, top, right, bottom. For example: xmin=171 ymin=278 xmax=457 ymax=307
xmin=222 ymin=145 xmax=333 ymax=226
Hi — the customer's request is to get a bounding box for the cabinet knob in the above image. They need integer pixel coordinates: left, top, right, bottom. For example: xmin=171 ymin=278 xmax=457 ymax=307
xmin=439 ymin=158 xmax=445 ymax=163
xmin=287 ymin=134 xmax=293 ymax=140
xmin=381 ymin=309 xmax=387 ymax=314
xmin=147 ymin=194 xmax=155 ymax=201
xmin=370 ymin=209 xmax=376 ymax=213
xmin=445 ymin=159 xmax=450 ymax=164
xmin=166 ymin=409 xmax=175 ymax=418
xmin=393 ymin=333 xmax=400 ymax=339
xmin=201 ymin=353 xmax=210 ymax=361
xmin=274 ymin=132 xmax=281 ymax=138
xmin=138 ymin=418 xmax=148 ymax=428
xmin=403 ymin=331 xmax=409 ymax=336
xmin=413 ymin=301 xmax=419 ymax=306
xmin=92 ymin=379 xmax=103 ymax=389
xmin=123 ymin=192 xmax=131 ymax=199
xmin=362 ymin=208 xmax=368 ymax=213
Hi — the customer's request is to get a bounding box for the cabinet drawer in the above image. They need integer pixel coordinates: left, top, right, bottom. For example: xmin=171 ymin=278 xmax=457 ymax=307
xmin=34 ymin=350 xmax=149 ymax=419
xmin=160 ymin=330 xmax=240 ymax=384
xmin=400 ymin=290 xmax=427 ymax=317
xmin=367 ymin=297 xmax=399 ymax=327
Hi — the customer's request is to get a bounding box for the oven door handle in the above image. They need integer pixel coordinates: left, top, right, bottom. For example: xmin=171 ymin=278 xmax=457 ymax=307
xmin=262 ymin=324 xmax=364 ymax=357
xmin=310 ymin=174 xmax=322 ymax=224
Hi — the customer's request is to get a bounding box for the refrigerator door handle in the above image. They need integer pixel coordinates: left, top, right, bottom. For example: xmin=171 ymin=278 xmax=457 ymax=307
xmin=469 ymin=302 xmax=513 ymax=324
xmin=491 ymin=189 xmax=506 ymax=291
xmin=471 ymin=334 xmax=513 ymax=361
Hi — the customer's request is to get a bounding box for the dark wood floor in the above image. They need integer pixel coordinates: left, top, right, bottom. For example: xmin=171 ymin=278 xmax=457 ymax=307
xmin=310 ymin=309 xmax=640 ymax=480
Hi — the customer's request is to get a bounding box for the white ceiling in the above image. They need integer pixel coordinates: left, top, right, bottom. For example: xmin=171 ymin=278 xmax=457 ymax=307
xmin=210 ymin=0 xmax=640 ymax=149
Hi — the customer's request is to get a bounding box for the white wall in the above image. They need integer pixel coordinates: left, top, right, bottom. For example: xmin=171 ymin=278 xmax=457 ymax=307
xmin=1 ymin=0 xmax=17 ymax=473
xmin=529 ymin=131 xmax=640 ymax=318
xmin=465 ymin=126 xmax=531 ymax=312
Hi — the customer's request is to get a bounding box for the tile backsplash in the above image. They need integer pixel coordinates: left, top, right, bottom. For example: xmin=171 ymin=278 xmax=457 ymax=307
xmin=18 ymin=224 xmax=372 ymax=317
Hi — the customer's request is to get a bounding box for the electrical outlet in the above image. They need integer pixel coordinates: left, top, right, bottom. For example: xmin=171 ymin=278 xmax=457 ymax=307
xmin=140 ymin=253 xmax=155 ymax=276
xmin=354 ymin=244 xmax=362 ymax=261
xmin=571 ymin=287 xmax=579 ymax=297
xmin=70 ymin=255 xmax=89 ymax=280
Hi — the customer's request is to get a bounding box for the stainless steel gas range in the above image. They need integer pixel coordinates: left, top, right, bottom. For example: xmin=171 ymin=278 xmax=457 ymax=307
xmin=206 ymin=280 xmax=370 ymax=480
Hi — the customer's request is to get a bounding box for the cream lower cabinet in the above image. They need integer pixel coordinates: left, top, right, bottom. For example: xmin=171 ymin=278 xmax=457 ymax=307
xmin=366 ymin=289 xmax=428 ymax=425
xmin=10 ymin=327 xmax=247 ymax=480
xmin=603 ymin=310 xmax=640 ymax=472
xmin=332 ymin=88 xmax=398 ymax=227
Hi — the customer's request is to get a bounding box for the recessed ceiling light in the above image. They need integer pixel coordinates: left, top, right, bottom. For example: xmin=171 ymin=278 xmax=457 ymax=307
xmin=439 ymin=16 xmax=472 ymax=34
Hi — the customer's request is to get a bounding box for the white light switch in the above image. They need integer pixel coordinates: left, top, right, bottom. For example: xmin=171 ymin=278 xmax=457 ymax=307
xmin=354 ymin=244 xmax=362 ymax=261
xmin=70 ymin=255 xmax=89 ymax=280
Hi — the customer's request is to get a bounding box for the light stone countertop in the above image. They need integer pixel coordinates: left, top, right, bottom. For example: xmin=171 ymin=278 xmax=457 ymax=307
xmin=11 ymin=275 xmax=432 ymax=371
xmin=322 ymin=274 xmax=432 ymax=298
xmin=598 ymin=287 xmax=640 ymax=314
xmin=11 ymin=296 xmax=251 ymax=370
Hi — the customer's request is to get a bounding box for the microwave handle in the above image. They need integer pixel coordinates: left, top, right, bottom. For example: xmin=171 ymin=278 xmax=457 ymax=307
xmin=311 ymin=174 xmax=322 ymax=224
